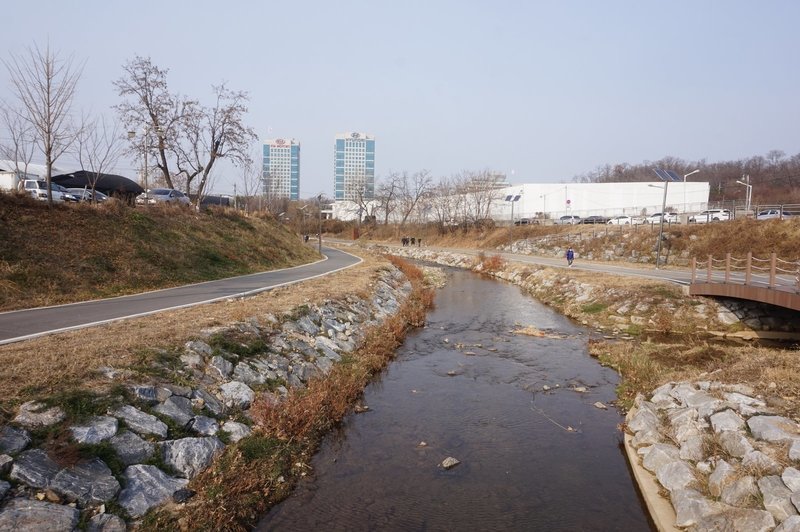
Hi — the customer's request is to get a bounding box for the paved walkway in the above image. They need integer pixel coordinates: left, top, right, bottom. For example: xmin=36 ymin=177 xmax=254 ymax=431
xmin=0 ymin=247 xmax=361 ymax=345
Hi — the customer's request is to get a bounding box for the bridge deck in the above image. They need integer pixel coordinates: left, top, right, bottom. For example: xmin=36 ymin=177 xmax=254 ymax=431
xmin=689 ymin=282 xmax=800 ymax=311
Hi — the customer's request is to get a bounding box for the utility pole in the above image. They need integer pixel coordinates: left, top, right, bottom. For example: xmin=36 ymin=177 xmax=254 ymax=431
xmin=317 ymin=193 xmax=323 ymax=254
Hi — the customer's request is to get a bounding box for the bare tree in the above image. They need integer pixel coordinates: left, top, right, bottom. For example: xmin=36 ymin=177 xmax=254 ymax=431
xmin=3 ymin=42 xmax=83 ymax=204
xmin=397 ymin=170 xmax=433 ymax=227
xmin=238 ymin=144 xmax=263 ymax=212
xmin=75 ymin=115 xmax=125 ymax=200
xmin=174 ymin=84 xmax=257 ymax=207
xmin=375 ymin=171 xmax=401 ymax=225
xmin=0 ymin=103 xmax=37 ymax=183
xmin=113 ymin=56 xmax=193 ymax=190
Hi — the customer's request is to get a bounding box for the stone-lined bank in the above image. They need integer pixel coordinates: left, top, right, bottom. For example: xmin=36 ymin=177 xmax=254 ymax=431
xmin=0 ymin=265 xmax=411 ymax=530
xmin=626 ymin=380 xmax=800 ymax=531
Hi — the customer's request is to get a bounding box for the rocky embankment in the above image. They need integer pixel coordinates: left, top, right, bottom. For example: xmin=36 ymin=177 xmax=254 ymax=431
xmin=0 ymin=266 xmax=411 ymax=529
xmin=627 ymin=381 xmax=800 ymax=531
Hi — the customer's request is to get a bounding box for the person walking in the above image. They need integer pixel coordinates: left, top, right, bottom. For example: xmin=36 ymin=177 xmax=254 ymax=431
xmin=566 ymin=247 xmax=575 ymax=267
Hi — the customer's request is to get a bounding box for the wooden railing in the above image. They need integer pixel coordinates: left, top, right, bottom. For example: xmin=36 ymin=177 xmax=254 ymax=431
xmin=691 ymin=253 xmax=800 ymax=293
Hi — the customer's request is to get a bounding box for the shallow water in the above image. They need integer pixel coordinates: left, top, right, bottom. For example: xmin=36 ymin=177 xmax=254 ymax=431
xmin=259 ymin=269 xmax=653 ymax=531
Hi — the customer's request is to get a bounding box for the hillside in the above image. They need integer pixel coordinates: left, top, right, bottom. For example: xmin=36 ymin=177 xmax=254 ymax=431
xmin=0 ymin=194 xmax=319 ymax=311
xmin=356 ymin=218 xmax=800 ymax=264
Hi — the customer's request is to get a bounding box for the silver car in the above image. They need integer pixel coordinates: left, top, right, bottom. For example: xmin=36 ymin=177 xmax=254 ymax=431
xmin=137 ymin=188 xmax=190 ymax=205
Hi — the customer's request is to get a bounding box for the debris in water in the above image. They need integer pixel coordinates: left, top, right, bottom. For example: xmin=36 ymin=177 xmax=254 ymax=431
xmin=354 ymin=405 xmax=370 ymax=413
xmin=542 ymin=385 xmax=551 ymax=391
xmin=447 ymin=370 xmax=457 ymax=376
xmin=513 ymin=325 xmax=564 ymax=339
xmin=593 ymin=402 xmax=608 ymax=410
xmin=487 ymin=347 xmax=498 ymax=352
xmin=418 ymin=441 xmax=428 ymax=447
xmin=572 ymin=386 xmax=588 ymax=393
xmin=464 ymin=351 xmax=476 ymax=356
xmin=443 ymin=338 xmax=450 ymax=343
xmin=440 ymin=457 xmax=460 ymax=470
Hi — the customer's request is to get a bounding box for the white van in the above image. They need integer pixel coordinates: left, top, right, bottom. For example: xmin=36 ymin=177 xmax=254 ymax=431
xmin=689 ymin=209 xmax=731 ymax=223
xmin=23 ymin=180 xmax=77 ymax=203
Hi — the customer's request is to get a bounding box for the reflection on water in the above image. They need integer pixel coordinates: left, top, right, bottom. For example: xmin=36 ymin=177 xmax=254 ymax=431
xmin=259 ymin=269 xmax=653 ymax=531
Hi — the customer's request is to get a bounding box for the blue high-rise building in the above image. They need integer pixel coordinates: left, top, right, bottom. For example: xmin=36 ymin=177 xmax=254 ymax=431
xmin=263 ymin=138 xmax=300 ymax=200
xmin=334 ymin=132 xmax=374 ymax=201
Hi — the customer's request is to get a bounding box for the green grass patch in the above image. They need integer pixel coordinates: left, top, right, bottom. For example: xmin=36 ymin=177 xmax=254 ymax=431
xmin=581 ymin=302 xmax=608 ymax=314
xmin=238 ymin=434 xmax=282 ymax=463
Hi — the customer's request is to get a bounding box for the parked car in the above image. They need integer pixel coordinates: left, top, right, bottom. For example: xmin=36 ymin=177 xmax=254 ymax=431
xmin=688 ymin=209 xmax=731 ymax=223
xmin=68 ymin=188 xmax=108 ymax=203
xmin=23 ymin=179 xmax=77 ymax=203
xmin=136 ymin=188 xmax=190 ymax=205
xmin=513 ymin=218 xmax=538 ymax=226
xmin=755 ymin=209 xmax=786 ymax=220
xmin=580 ymin=215 xmax=609 ymax=224
xmin=646 ymin=212 xmax=679 ymax=224
xmin=556 ymin=215 xmax=581 ymax=225
xmin=607 ymin=215 xmax=642 ymax=225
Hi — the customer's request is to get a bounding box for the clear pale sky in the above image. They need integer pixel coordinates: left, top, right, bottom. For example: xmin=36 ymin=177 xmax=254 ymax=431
xmin=2 ymin=1 xmax=799 ymax=198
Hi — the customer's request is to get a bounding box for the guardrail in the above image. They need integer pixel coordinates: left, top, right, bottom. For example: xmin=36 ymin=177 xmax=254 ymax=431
xmin=691 ymin=253 xmax=800 ymax=293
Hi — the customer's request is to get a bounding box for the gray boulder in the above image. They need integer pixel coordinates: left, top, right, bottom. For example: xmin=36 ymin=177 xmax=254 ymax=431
xmin=710 ymin=409 xmax=745 ymax=433
xmin=110 ymin=430 xmax=155 ymax=466
xmin=153 ymin=396 xmax=195 ymax=426
xmin=70 ymin=416 xmax=118 ymax=444
xmin=233 ymin=363 xmax=266 ymax=386
xmin=671 ymin=488 xmax=723 ymax=528
xmin=131 ymin=385 xmax=158 ymax=403
xmin=296 ymin=315 xmax=320 ymax=335
xmin=721 ymin=476 xmax=758 ymax=507
xmin=9 ymin=448 xmax=59 ymax=489
xmin=0 ymin=425 xmax=31 ymax=455
xmin=656 ymin=460 xmax=696 ymax=492
xmin=776 ymin=515 xmax=800 ymax=532
xmin=192 ymin=388 xmax=225 ymax=416
xmin=189 ymin=416 xmax=219 ymax=436
xmin=791 ymin=440 xmax=800 ymax=461
xmin=627 ymin=406 xmax=659 ymax=433
xmin=221 ymin=421 xmax=252 ymax=443
xmin=642 ymin=443 xmax=680 ymax=474
xmin=13 ymin=401 xmax=65 ymax=428
xmin=718 ymin=429 xmax=753 ymax=458
xmin=759 ymin=475 xmax=798 ymax=522
xmin=219 ymin=381 xmax=255 ymax=409
xmin=0 ymin=480 xmax=10 ymax=499
xmin=782 ymin=467 xmax=800 ymax=492
xmin=748 ymin=416 xmax=800 ymax=443
xmin=0 ymin=499 xmax=79 ymax=531
xmin=208 ymin=355 xmax=234 ymax=379
xmin=117 ymin=464 xmax=189 ymax=518
xmin=87 ymin=513 xmax=127 ymax=532
xmin=111 ymin=405 xmax=168 ymax=438
xmin=161 ymin=436 xmax=225 ymax=479
xmin=50 ymin=457 xmax=120 ymax=506
xmin=708 ymin=459 xmax=736 ymax=498
xmin=743 ymin=450 xmax=782 ymax=475
xmin=694 ymin=508 xmax=775 ymax=532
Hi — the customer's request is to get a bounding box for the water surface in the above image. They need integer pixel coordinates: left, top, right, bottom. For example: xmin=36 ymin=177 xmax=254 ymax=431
xmin=260 ymin=269 xmax=652 ymax=531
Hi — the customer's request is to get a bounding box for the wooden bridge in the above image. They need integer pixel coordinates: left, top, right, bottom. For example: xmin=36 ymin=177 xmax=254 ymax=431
xmin=690 ymin=253 xmax=800 ymax=311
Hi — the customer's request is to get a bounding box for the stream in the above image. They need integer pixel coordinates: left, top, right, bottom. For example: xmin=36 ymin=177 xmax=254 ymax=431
xmin=259 ymin=268 xmax=653 ymax=531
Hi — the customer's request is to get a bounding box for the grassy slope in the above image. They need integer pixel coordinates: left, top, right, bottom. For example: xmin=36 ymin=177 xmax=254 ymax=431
xmin=0 ymin=194 xmax=319 ymax=311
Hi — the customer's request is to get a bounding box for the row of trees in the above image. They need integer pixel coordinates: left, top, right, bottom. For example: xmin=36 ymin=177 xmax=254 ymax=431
xmin=1 ymin=42 xmax=256 ymax=206
xmin=573 ymin=151 xmax=800 ymax=204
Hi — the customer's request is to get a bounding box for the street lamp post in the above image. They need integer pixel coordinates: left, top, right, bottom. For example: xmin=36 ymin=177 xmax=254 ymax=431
xmin=128 ymin=128 xmax=150 ymax=206
xmin=317 ymin=194 xmax=323 ymax=254
xmin=683 ymin=169 xmax=699 ymax=215
xmin=648 ymin=183 xmax=669 ymax=269
xmin=505 ymin=191 xmax=522 ymax=249
xmin=736 ymin=176 xmax=752 ymax=216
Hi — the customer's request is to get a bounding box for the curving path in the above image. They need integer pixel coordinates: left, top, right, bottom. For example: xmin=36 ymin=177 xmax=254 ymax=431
xmin=0 ymin=247 xmax=361 ymax=345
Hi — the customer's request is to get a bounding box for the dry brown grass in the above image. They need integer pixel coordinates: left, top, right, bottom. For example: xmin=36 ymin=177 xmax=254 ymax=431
xmin=593 ymin=340 xmax=800 ymax=413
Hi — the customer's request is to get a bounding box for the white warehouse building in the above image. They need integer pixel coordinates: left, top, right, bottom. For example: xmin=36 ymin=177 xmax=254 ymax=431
xmin=330 ymin=180 xmax=711 ymax=223
xmin=493 ymin=181 xmax=710 ymax=222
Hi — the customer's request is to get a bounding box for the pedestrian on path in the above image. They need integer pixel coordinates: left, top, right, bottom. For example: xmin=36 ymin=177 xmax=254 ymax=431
xmin=566 ymin=247 xmax=574 ymax=267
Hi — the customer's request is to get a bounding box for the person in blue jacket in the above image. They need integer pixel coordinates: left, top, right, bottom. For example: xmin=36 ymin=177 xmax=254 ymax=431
xmin=566 ymin=247 xmax=575 ymax=267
